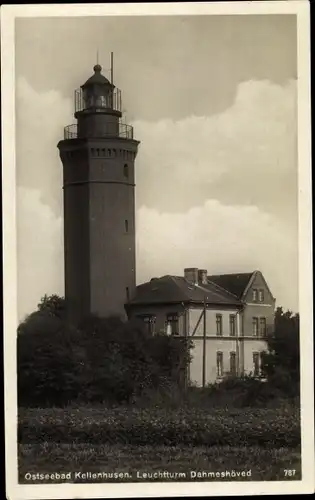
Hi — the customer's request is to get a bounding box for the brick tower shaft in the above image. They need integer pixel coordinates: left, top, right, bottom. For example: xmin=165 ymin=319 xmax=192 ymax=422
xmin=57 ymin=61 xmax=140 ymax=324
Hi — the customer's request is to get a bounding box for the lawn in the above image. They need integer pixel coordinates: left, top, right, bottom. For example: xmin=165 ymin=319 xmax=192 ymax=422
xmin=18 ymin=405 xmax=301 ymax=483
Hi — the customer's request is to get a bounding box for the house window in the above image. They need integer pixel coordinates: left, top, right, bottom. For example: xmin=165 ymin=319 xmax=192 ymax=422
xmin=217 ymin=352 xmax=223 ymax=377
xmin=124 ymin=164 xmax=129 ymax=178
xmin=259 ymin=317 xmax=267 ymax=337
xmin=253 ymin=352 xmax=260 ymax=377
xmin=125 ymin=220 xmax=129 ymax=232
xmin=252 ymin=289 xmax=258 ymax=302
xmin=252 ymin=317 xmax=258 ymax=336
xmin=230 ymin=352 xmax=236 ymax=376
xmin=137 ymin=315 xmax=156 ymax=335
xmin=166 ymin=313 xmax=179 ymax=335
xmin=229 ymin=315 xmax=236 ymax=336
xmin=259 ymin=289 xmax=264 ymax=302
xmin=216 ymin=314 xmax=223 ymax=336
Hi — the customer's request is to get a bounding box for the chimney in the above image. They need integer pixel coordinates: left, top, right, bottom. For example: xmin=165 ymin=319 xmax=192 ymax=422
xmin=198 ymin=269 xmax=208 ymax=285
xmin=184 ymin=268 xmax=199 ymax=285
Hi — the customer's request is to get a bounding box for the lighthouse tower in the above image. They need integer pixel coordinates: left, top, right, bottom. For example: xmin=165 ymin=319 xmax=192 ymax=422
xmin=58 ymin=58 xmax=139 ymax=323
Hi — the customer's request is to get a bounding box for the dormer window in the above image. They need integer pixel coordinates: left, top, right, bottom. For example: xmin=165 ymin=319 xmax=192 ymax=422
xmin=252 ymin=289 xmax=258 ymax=302
xmin=259 ymin=289 xmax=264 ymax=302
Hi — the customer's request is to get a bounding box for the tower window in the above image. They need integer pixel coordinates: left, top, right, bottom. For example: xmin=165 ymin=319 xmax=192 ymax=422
xmin=124 ymin=164 xmax=129 ymax=178
xmin=101 ymin=148 xmax=105 ymax=156
xmin=126 ymin=287 xmax=130 ymax=302
xmin=96 ymin=148 xmax=100 ymax=157
xmin=125 ymin=220 xmax=129 ymax=232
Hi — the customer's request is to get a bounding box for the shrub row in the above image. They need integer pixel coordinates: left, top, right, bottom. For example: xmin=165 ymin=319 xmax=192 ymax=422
xmin=18 ymin=315 xmax=192 ymax=407
xmin=19 ymin=406 xmax=300 ymax=449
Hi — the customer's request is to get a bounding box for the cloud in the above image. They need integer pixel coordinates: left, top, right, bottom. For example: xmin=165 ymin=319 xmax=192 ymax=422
xmin=16 ymin=77 xmax=73 ymax=216
xmin=136 ymin=201 xmax=298 ymax=311
xmin=17 ymin=187 xmax=64 ymax=321
xmin=16 ymin=78 xmax=298 ymax=319
xmin=134 ymin=79 xmax=297 ymax=220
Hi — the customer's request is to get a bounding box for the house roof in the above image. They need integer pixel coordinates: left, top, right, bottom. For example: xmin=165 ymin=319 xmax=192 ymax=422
xmin=128 ymin=275 xmax=242 ymax=307
xmin=208 ymin=272 xmax=255 ymax=299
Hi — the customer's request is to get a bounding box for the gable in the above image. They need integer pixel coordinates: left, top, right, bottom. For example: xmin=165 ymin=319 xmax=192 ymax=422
xmin=243 ymin=271 xmax=275 ymax=304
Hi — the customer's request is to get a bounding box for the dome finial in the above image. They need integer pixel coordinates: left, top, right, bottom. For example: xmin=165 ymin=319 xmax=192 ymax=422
xmin=93 ymin=63 xmax=102 ymax=73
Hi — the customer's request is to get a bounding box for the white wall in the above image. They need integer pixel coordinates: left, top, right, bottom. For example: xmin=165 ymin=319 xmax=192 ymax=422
xmin=189 ymin=307 xmax=239 ymax=336
xmin=189 ymin=336 xmax=268 ymax=386
xmin=190 ymin=337 xmax=239 ymax=386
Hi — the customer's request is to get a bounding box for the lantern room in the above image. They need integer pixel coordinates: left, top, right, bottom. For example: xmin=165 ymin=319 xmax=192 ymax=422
xmin=74 ymin=64 xmax=122 ymax=115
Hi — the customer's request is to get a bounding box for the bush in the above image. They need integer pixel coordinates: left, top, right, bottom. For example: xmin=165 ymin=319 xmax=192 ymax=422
xmin=18 ymin=406 xmax=301 ymax=449
xmin=17 ymin=303 xmax=192 ymax=407
xmin=180 ymin=375 xmax=299 ymax=410
xmin=261 ymin=307 xmax=300 ymax=397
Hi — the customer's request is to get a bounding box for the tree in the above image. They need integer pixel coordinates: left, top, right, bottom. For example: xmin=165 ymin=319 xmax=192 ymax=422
xmin=17 ymin=324 xmax=83 ymax=407
xmin=17 ymin=295 xmax=192 ymax=407
xmin=37 ymin=294 xmax=66 ymax=319
xmin=261 ymin=307 xmax=300 ymax=396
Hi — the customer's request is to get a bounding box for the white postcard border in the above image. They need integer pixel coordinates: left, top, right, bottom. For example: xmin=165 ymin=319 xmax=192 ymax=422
xmin=1 ymin=2 xmax=313 ymax=499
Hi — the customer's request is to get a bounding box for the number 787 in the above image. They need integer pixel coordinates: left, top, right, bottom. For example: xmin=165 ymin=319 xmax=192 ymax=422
xmin=284 ymin=470 xmax=296 ymax=477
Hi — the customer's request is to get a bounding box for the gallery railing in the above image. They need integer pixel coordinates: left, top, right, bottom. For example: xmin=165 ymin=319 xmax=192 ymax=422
xmin=63 ymin=122 xmax=134 ymax=140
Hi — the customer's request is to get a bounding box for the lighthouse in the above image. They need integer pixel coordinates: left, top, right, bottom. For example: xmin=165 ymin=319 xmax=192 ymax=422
xmin=57 ymin=56 xmax=139 ymax=323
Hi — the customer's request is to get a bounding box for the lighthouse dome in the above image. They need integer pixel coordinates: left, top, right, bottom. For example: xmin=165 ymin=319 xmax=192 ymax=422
xmin=82 ymin=64 xmax=113 ymax=88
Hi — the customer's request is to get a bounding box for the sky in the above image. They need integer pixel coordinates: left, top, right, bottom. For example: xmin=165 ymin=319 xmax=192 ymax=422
xmin=15 ymin=14 xmax=298 ymax=320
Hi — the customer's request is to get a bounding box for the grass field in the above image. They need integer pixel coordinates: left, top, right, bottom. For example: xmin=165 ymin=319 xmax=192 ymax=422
xmin=18 ymin=405 xmax=301 ymax=483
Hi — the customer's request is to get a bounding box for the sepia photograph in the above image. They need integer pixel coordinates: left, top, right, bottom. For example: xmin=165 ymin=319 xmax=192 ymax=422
xmin=2 ymin=2 xmax=313 ymax=499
